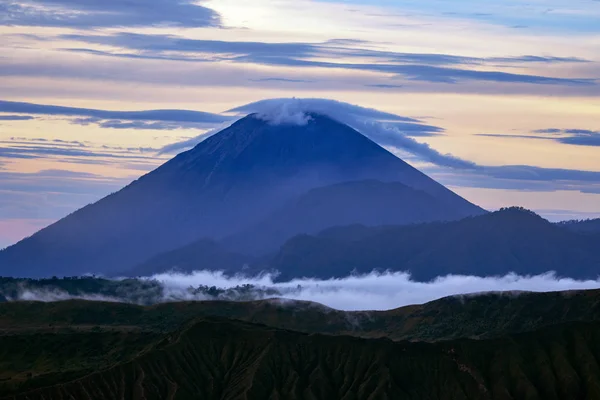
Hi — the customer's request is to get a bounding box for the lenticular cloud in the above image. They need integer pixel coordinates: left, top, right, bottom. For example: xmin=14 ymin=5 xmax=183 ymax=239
xmin=162 ymin=97 xmax=476 ymax=169
xmin=229 ymin=98 xmax=477 ymax=169
xmin=228 ymin=98 xmax=419 ymax=125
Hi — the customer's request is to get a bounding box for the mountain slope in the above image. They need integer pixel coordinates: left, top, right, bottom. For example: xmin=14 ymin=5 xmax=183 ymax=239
xmin=4 ymin=287 xmax=600 ymax=342
xmin=0 ymin=113 xmax=483 ymax=278
xmin=267 ymin=207 xmax=600 ymax=281
xmin=223 ymin=179 xmax=469 ymax=256
xmin=4 ymin=289 xmax=600 ymax=398
xmin=5 ymin=317 xmax=600 ymax=400
xmin=127 ymin=238 xmax=251 ymax=276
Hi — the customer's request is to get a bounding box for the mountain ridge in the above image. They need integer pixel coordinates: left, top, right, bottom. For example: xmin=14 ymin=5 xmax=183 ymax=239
xmin=266 ymin=207 xmax=600 ymax=281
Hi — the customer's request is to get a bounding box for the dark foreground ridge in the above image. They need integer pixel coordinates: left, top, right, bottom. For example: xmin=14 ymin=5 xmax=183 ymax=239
xmin=3 ymin=317 xmax=600 ymax=400
xmin=3 ymin=289 xmax=600 ymax=398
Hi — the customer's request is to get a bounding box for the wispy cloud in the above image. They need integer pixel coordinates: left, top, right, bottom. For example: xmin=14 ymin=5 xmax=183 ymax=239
xmin=228 ymin=98 xmax=600 ymax=192
xmin=53 ymin=32 xmax=594 ymax=86
xmin=479 ymin=128 xmax=600 ymax=147
xmin=59 ymin=33 xmax=591 ymax=67
xmin=365 ymin=84 xmax=404 ymax=89
xmin=0 ymin=145 xmax=158 ymax=161
xmin=0 ymin=100 xmax=231 ymax=124
xmin=0 ymin=0 xmax=220 ymax=28
xmin=250 ymin=78 xmax=315 ymax=83
xmin=3 ymin=98 xmax=599 ymax=198
xmin=0 ymin=137 xmax=165 ymax=168
xmin=71 ymin=117 xmax=210 ymax=131
xmin=0 ymin=115 xmax=34 ymax=121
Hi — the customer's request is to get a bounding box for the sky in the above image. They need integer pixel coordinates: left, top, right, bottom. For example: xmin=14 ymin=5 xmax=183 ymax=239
xmin=0 ymin=0 xmax=599 ymax=249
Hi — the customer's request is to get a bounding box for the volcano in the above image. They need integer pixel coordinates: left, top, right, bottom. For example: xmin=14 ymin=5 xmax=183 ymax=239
xmin=0 ymin=113 xmax=484 ymax=277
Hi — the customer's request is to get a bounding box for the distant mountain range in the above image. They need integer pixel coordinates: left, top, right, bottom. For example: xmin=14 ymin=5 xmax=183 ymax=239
xmin=0 ymin=113 xmax=483 ymax=278
xmin=223 ymin=179 xmax=467 ymax=256
xmin=267 ymin=207 xmax=600 ymax=281
xmin=126 ymin=206 xmax=600 ymax=281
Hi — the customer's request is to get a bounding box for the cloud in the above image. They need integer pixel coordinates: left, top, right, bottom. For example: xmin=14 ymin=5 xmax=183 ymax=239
xmin=0 ymin=115 xmax=34 ymax=121
xmin=60 ymin=32 xmax=591 ymax=66
xmin=0 ymin=100 xmax=231 ymax=125
xmin=159 ymin=98 xmax=440 ymax=154
xmin=4 ymin=97 xmax=599 ymax=194
xmin=386 ymin=121 xmax=445 ymax=137
xmin=0 ymin=0 xmax=220 ymax=28
xmin=60 ymin=33 xmax=318 ymax=59
xmin=228 ymin=98 xmax=476 ymax=169
xmin=158 ymin=98 xmax=600 ymax=193
xmin=250 ymin=78 xmax=314 ymax=83
xmin=5 ymin=270 xmax=600 ymax=311
xmin=230 ymin=98 xmax=420 ymax=123
xmin=491 ymin=55 xmax=589 ymax=64
xmin=54 ymin=33 xmax=595 ymax=86
xmin=8 ymin=288 xmax=122 ymax=303
xmin=0 ymin=138 xmax=165 ymax=171
xmin=422 ymin=164 xmax=600 ymax=194
xmin=71 ymin=117 xmax=208 ymax=131
xmin=481 ymin=165 xmax=600 ymax=183
xmin=229 ymin=99 xmax=600 ymax=191
xmin=479 ymin=128 xmax=600 ymax=147
xmin=0 ymin=145 xmax=157 ymax=161
xmin=365 ymin=84 xmax=404 ymax=89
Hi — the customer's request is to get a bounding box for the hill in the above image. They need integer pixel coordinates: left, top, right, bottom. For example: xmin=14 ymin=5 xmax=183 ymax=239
xmin=4 ymin=316 xmax=600 ymax=399
xmin=3 ymin=284 xmax=600 ymax=342
xmin=3 ymin=289 xmax=600 ymax=398
xmin=267 ymin=207 xmax=600 ymax=281
xmin=0 ymin=113 xmax=483 ymax=278
xmin=223 ymin=179 xmax=467 ymax=256
xmin=127 ymin=239 xmax=252 ymax=277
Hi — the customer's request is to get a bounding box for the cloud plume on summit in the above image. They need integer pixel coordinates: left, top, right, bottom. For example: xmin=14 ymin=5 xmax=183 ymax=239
xmin=158 ymin=98 xmax=473 ymax=170
xmin=231 ymin=98 xmax=478 ymax=169
xmin=154 ymin=98 xmax=600 ymax=193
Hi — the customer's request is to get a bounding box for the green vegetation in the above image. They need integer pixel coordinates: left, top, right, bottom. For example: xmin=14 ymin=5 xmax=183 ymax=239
xmin=4 ymin=318 xmax=600 ymax=399
xmin=2 ymin=288 xmax=600 ymax=398
xmin=0 ymin=330 xmax=160 ymax=395
xmin=0 ymin=289 xmax=600 ymax=398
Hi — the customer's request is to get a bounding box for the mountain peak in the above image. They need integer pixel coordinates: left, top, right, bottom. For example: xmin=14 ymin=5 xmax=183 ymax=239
xmin=0 ymin=110 xmax=483 ymax=278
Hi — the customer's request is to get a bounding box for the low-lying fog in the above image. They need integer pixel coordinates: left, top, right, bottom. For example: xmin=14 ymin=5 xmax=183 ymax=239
xmin=7 ymin=270 xmax=600 ymax=311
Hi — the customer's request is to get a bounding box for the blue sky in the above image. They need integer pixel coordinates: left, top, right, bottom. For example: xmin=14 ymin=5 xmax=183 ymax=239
xmin=0 ymin=0 xmax=599 ymax=248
